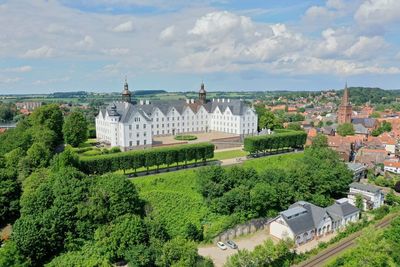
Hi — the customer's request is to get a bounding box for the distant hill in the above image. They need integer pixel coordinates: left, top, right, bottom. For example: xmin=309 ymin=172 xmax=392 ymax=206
xmin=134 ymin=90 xmax=167 ymax=96
xmin=338 ymin=87 xmax=400 ymax=105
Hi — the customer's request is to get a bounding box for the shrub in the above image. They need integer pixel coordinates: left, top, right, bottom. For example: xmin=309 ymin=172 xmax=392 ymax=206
xmin=174 ymin=135 xmax=197 ymax=141
xmin=110 ymin=147 xmax=121 ymax=154
xmin=82 ymin=149 xmax=102 ymax=156
xmin=79 ymin=142 xmax=214 ymax=175
xmin=244 ymin=130 xmax=307 ymax=154
xmin=394 ymin=181 xmax=400 ymax=193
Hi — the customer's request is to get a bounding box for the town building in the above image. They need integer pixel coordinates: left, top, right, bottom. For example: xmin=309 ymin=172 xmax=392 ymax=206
xmin=95 ymin=80 xmax=258 ymax=150
xmin=348 ymin=182 xmax=384 ymax=211
xmin=346 ymin=162 xmax=367 ymax=181
xmin=384 ymin=161 xmax=400 ymax=174
xmin=270 ymin=199 xmax=359 ymax=246
xmin=15 ymin=101 xmax=42 ymax=111
xmin=337 ymin=83 xmax=352 ymax=124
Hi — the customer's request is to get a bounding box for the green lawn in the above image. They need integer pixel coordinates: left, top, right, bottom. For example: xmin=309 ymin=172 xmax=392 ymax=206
xmin=132 ymin=152 xmax=303 ymax=240
xmin=213 ymin=149 xmax=248 ymax=160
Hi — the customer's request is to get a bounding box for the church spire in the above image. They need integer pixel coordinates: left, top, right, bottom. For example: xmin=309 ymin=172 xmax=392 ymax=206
xmin=198 ymin=81 xmax=207 ymax=104
xmin=122 ymin=77 xmax=132 ymax=103
xmin=342 ymin=82 xmax=349 ymax=105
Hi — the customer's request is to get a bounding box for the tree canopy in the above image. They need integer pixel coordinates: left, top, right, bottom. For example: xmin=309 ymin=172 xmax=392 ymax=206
xmin=63 ymin=111 xmax=88 ymax=147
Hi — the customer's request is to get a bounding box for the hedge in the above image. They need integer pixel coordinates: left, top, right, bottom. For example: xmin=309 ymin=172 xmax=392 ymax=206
xmin=244 ymin=130 xmax=307 ymax=154
xmin=174 ymin=135 xmax=197 ymax=141
xmin=79 ymin=142 xmax=215 ymax=174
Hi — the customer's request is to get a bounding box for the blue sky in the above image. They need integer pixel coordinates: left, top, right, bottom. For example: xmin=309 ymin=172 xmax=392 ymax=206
xmin=0 ymin=0 xmax=399 ymax=94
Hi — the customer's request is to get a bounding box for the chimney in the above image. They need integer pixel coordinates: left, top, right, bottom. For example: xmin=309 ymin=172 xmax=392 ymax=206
xmin=217 ymin=99 xmax=220 ymax=102
xmin=212 ymin=98 xmax=215 ymax=102
xmin=146 ymin=100 xmax=150 ymax=105
xmin=222 ymin=98 xmax=225 ymax=103
xmin=227 ymin=99 xmax=230 ymax=103
xmin=186 ymin=99 xmax=190 ymax=104
xmin=140 ymin=100 xmax=144 ymax=105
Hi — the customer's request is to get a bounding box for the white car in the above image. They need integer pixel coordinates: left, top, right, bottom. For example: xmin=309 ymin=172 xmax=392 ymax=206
xmin=217 ymin=241 xmax=227 ymax=250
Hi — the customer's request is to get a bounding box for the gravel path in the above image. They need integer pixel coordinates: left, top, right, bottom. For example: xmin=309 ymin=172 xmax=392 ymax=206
xmin=198 ymin=230 xmax=274 ymax=267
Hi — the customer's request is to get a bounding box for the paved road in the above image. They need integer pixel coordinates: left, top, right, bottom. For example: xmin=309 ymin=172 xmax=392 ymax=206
xmin=295 ymin=214 xmax=396 ymax=267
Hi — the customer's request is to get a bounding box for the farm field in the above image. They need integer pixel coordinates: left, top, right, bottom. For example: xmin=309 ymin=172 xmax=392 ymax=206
xmin=132 ymin=152 xmax=304 ymax=240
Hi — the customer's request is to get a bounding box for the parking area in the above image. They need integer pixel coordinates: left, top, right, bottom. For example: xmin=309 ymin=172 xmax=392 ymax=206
xmin=198 ymin=230 xmax=276 ymax=267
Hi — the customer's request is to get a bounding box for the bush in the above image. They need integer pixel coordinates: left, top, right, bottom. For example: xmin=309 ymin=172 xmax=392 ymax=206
xmin=79 ymin=142 xmax=214 ymax=175
xmin=88 ymin=127 xmax=96 ymax=138
xmin=394 ymin=181 xmax=400 ymax=193
xmin=82 ymin=149 xmax=102 ymax=156
xmin=174 ymin=135 xmax=197 ymax=141
xmin=374 ymin=176 xmax=393 ymax=187
xmin=74 ymin=147 xmax=93 ymax=154
xmin=244 ymin=130 xmax=307 ymax=154
xmin=110 ymin=147 xmax=121 ymax=154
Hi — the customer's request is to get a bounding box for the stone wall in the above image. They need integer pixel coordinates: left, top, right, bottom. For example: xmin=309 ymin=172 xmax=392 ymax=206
xmin=213 ymin=218 xmax=271 ymax=243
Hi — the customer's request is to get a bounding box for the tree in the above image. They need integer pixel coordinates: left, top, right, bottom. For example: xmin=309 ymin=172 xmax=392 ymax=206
xmin=370 ymin=111 xmax=381 ymax=118
xmin=184 ymin=223 xmax=203 ymax=242
xmin=26 ymin=142 xmax=52 ymax=169
xmin=0 ymin=241 xmax=30 ymax=267
xmin=311 ymin=134 xmax=328 ymax=148
xmin=29 ymin=104 xmax=63 ymax=144
xmin=355 ymin=194 xmax=364 ymax=211
xmin=259 ymin=111 xmax=282 ymax=130
xmin=63 ymin=111 xmax=88 ymax=147
xmin=94 ymin=215 xmax=149 ymax=263
xmin=337 ymin=123 xmax=355 ymax=136
xmin=157 ymin=237 xmax=198 ymax=267
xmin=0 ymin=169 xmax=21 ymax=227
xmin=287 ymin=122 xmax=302 ymax=131
xmin=317 ymin=121 xmax=324 ymax=128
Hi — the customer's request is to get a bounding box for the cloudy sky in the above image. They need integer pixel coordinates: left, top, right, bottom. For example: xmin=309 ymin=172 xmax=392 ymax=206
xmin=0 ymin=0 xmax=399 ymax=93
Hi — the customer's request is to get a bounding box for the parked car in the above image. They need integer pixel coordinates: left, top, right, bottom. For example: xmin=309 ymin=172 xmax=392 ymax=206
xmin=226 ymin=240 xmax=238 ymax=249
xmin=217 ymin=241 xmax=227 ymax=250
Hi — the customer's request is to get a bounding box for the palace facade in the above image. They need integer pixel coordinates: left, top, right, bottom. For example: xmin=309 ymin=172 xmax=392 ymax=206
xmin=95 ymin=81 xmax=258 ymax=150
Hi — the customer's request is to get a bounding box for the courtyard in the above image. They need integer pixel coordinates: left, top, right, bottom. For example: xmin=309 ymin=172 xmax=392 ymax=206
xmin=152 ymin=131 xmax=240 ymax=146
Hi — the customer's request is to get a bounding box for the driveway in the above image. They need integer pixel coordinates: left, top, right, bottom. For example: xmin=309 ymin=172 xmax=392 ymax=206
xmin=198 ymin=230 xmax=275 ymax=267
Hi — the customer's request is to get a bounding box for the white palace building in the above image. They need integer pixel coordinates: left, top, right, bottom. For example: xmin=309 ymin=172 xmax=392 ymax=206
xmin=95 ymin=80 xmax=258 ymax=150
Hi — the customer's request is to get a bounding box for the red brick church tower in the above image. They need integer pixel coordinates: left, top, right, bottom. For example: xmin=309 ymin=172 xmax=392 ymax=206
xmin=338 ymin=83 xmax=352 ymax=124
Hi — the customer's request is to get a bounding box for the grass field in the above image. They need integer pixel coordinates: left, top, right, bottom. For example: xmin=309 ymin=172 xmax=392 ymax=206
xmin=132 ymin=152 xmax=303 ymax=240
xmin=213 ymin=149 xmax=248 ymax=160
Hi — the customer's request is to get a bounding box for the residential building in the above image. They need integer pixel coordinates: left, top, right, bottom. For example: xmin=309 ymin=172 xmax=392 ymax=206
xmin=270 ymin=199 xmax=359 ymax=246
xmin=346 ymin=162 xmax=367 ymax=181
xmin=384 ymin=161 xmax=400 ymax=174
xmin=15 ymin=101 xmax=42 ymax=110
xmin=348 ymin=182 xmax=384 ymax=211
xmin=355 ymin=148 xmax=388 ymax=167
xmin=96 ymin=80 xmax=258 ymax=150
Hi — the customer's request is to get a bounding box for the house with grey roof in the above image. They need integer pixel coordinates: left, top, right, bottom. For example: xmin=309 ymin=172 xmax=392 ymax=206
xmin=348 ymin=182 xmax=384 ymax=211
xmin=346 ymin=162 xmax=367 ymax=181
xmin=95 ymin=80 xmax=258 ymax=149
xmin=270 ymin=199 xmax=359 ymax=246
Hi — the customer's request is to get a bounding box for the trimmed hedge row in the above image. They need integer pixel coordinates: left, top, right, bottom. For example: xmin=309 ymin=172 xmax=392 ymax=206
xmin=244 ymin=130 xmax=307 ymax=154
xmin=174 ymin=135 xmax=197 ymax=141
xmin=79 ymin=142 xmax=215 ymax=174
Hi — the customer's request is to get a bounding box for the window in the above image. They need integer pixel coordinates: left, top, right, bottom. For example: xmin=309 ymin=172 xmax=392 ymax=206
xmin=144 ymin=140 xmax=146 ymax=145
xmin=144 ymin=132 xmax=146 ymax=137
xmin=136 ymin=124 xmax=139 ymax=130
xmin=144 ymin=124 xmax=146 ymax=129
xmin=137 ymin=133 xmax=139 ymax=138
xmin=137 ymin=140 xmax=140 ymax=146
xmin=129 ymin=141 xmax=133 ymax=147
xmin=129 ymin=125 xmax=132 ymax=130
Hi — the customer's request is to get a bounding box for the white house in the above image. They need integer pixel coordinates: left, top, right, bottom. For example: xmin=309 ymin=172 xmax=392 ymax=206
xmin=95 ymin=80 xmax=258 ymax=150
xmin=384 ymin=161 xmax=400 ymax=174
xmin=348 ymin=182 xmax=385 ymax=211
xmin=270 ymin=199 xmax=359 ymax=246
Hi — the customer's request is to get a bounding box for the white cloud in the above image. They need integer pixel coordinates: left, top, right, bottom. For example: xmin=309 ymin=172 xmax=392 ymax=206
xmin=326 ymin=0 xmax=346 ymax=10
xmin=75 ymin=35 xmax=94 ymax=49
xmin=102 ymin=48 xmax=130 ymax=56
xmin=188 ymin=11 xmax=254 ymax=39
xmin=0 ymin=77 xmax=21 ymax=84
xmin=112 ymin=21 xmax=134 ymax=32
xmin=22 ymin=46 xmax=54 ymax=58
xmin=33 ymin=76 xmax=70 ymax=85
xmin=355 ymin=0 xmax=400 ymax=26
xmin=2 ymin=65 xmax=32 ymax=73
xmin=159 ymin=25 xmax=175 ymax=41
xmin=344 ymin=36 xmax=387 ymax=59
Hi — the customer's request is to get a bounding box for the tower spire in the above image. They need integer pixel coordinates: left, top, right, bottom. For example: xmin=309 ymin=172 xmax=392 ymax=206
xmin=342 ymin=82 xmax=349 ymax=105
xmin=122 ymin=77 xmax=132 ymax=103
